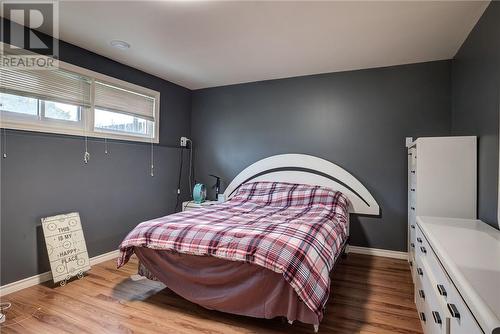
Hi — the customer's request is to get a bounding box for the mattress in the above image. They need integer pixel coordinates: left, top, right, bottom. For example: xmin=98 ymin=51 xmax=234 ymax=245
xmin=118 ymin=181 xmax=350 ymax=321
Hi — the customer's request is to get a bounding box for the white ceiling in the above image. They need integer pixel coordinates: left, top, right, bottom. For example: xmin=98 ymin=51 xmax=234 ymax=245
xmin=34 ymin=1 xmax=491 ymax=89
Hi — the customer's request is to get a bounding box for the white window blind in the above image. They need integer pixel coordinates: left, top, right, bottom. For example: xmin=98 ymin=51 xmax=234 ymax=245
xmin=94 ymin=81 xmax=156 ymax=121
xmin=0 ymin=67 xmax=91 ymax=107
xmin=0 ymin=44 xmax=160 ymax=143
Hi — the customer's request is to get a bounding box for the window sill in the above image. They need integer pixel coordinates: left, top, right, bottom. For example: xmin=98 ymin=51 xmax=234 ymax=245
xmin=0 ymin=120 xmax=159 ymax=144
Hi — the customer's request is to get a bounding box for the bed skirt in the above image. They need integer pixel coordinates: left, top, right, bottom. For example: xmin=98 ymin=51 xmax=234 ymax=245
xmin=134 ymin=247 xmax=319 ymax=325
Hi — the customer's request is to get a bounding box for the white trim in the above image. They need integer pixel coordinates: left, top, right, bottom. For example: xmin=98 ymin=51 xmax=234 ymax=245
xmin=88 ymin=249 xmax=120 ymax=266
xmin=347 ymin=245 xmax=408 ymax=260
xmin=1 ymin=119 xmax=158 ymax=144
xmin=0 ymin=250 xmax=120 ymax=297
xmin=223 ymin=154 xmax=379 ymax=215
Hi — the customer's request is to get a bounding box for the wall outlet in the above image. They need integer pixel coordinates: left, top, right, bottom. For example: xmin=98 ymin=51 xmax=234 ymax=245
xmin=180 ymin=136 xmax=189 ymax=147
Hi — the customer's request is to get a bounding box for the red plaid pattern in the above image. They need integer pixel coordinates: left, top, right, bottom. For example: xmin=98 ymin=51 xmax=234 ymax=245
xmin=117 ymin=181 xmax=349 ymax=318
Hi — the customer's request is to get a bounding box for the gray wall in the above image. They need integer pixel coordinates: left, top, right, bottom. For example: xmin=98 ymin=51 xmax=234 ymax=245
xmin=0 ymin=39 xmax=192 ymax=285
xmin=191 ymin=61 xmax=452 ymax=252
xmin=5 ymin=4 xmax=500 ymax=285
xmin=451 ymin=1 xmax=499 ymax=228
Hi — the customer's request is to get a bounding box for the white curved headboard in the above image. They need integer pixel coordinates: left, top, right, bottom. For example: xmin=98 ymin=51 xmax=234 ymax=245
xmin=223 ymin=154 xmax=379 ymax=215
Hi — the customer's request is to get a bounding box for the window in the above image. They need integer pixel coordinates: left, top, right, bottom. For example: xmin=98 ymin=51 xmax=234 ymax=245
xmin=0 ymin=92 xmax=82 ymax=123
xmin=93 ymin=81 xmax=156 ymax=139
xmin=45 ymin=101 xmax=80 ymax=122
xmin=1 ymin=92 xmax=38 ymax=116
xmin=0 ymin=48 xmax=160 ymax=143
xmin=94 ymin=109 xmax=154 ymax=137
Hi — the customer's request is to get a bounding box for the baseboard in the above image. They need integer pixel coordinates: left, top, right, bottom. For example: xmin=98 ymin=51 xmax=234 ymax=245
xmin=347 ymin=245 xmax=408 ymax=260
xmin=88 ymin=249 xmax=120 ymax=266
xmin=0 ymin=249 xmax=120 ymax=297
xmin=1 ymin=247 xmax=406 ymax=296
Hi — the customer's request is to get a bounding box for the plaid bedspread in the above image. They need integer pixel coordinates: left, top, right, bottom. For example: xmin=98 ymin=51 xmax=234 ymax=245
xmin=117 ymin=181 xmax=349 ymax=318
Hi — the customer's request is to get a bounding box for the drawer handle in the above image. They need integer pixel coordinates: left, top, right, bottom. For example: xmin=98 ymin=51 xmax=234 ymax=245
xmin=417 ymin=237 xmax=422 ymax=243
xmin=411 ymin=243 xmax=415 ymax=248
xmin=437 ymin=284 xmax=447 ymax=296
xmin=409 ymin=261 xmax=413 ymax=267
xmin=411 ymin=188 xmax=415 ymax=192
xmin=447 ymin=303 xmax=460 ymax=319
xmin=420 ymin=246 xmax=427 ymax=254
xmin=419 ymin=312 xmax=426 ymax=322
xmin=411 ymin=207 xmax=415 ymax=211
xmin=411 ymin=170 xmax=416 ymax=174
xmin=418 ymin=289 xmax=425 ymax=299
xmin=432 ymin=311 xmax=442 ymax=324
xmin=411 ymin=225 xmax=415 ymax=229
xmin=417 ymin=267 xmax=423 ymax=276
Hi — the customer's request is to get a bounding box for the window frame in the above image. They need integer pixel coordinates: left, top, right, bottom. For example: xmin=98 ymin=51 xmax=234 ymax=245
xmin=0 ymin=45 xmax=161 ymax=144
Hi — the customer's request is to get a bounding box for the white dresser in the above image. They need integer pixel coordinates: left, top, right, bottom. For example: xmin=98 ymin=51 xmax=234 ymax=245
xmin=407 ymin=136 xmax=477 ymax=271
xmin=415 ymin=216 xmax=500 ymax=334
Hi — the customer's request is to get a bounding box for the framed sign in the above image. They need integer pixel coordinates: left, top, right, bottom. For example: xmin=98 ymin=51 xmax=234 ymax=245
xmin=41 ymin=212 xmax=90 ymax=285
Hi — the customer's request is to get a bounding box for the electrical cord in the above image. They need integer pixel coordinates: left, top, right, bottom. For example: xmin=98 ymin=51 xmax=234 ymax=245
xmin=187 ymin=139 xmax=193 ymax=197
xmin=175 ymin=138 xmax=195 ymax=212
xmin=174 ymin=147 xmax=184 ymax=211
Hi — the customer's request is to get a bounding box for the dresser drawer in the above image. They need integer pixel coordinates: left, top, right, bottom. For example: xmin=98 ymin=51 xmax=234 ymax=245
xmin=419 ymin=293 xmax=447 ymax=334
xmin=409 ymin=210 xmax=417 ymax=229
xmin=409 ymin=177 xmax=417 ymax=195
xmin=414 ymin=225 xmax=483 ymax=334
xmin=409 ymin=186 xmax=416 ymax=204
xmin=414 ymin=260 xmax=435 ymax=334
xmin=416 ymin=257 xmax=447 ymax=334
xmin=414 ymin=274 xmax=425 ymax=321
xmin=409 ymin=147 xmax=417 ymax=168
xmin=408 ymin=220 xmax=416 ymax=276
xmin=446 ymin=283 xmax=483 ymax=334
xmin=409 ymin=224 xmax=416 ymax=249
xmin=410 ymin=253 xmax=416 ymax=281
xmin=415 ymin=225 xmax=451 ymax=295
xmin=415 ymin=272 xmax=423 ymax=303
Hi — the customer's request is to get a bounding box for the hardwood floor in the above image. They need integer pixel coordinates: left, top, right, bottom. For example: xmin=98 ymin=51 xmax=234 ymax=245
xmin=1 ymin=254 xmax=422 ymax=334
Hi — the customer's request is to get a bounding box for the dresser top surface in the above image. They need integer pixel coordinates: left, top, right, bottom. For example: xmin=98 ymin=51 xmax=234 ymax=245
xmin=417 ymin=216 xmax=500 ymax=333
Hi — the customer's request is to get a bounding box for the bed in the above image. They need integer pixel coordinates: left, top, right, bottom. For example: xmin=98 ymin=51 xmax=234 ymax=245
xmin=117 ymin=154 xmax=379 ymax=332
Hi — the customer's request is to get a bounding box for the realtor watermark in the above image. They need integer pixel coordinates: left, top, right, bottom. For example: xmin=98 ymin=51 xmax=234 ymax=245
xmin=1 ymin=0 xmax=59 ymax=70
